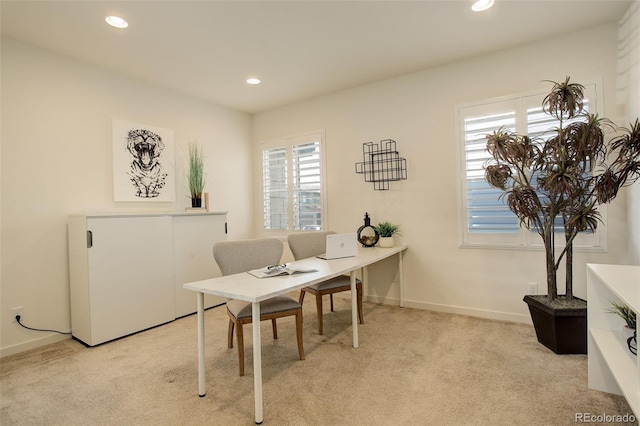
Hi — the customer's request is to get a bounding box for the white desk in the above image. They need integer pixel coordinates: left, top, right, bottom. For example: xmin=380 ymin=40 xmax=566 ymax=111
xmin=183 ymin=244 xmax=407 ymax=424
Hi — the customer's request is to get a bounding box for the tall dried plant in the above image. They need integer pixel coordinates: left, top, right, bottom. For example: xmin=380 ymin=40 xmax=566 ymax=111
xmin=188 ymin=141 xmax=205 ymax=199
xmin=484 ymin=77 xmax=640 ymax=303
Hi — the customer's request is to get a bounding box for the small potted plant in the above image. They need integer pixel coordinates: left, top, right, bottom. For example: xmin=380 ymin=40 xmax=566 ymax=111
xmin=188 ymin=141 xmax=205 ymax=208
xmin=606 ymin=300 xmax=636 ymax=342
xmin=375 ymin=222 xmax=400 ymax=248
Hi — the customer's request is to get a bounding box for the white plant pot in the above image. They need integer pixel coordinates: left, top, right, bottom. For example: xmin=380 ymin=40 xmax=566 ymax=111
xmin=378 ymin=236 xmax=394 ymax=248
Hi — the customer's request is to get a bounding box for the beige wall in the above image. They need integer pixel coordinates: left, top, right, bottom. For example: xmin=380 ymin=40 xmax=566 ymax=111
xmin=1 ymin=38 xmax=254 ymax=356
xmin=253 ymin=23 xmax=634 ymax=322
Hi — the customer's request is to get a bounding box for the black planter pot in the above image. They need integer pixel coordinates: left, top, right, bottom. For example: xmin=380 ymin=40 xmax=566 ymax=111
xmin=191 ymin=197 xmax=202 ymax=208
xmin=523 ymin=295 xmax=587 ymax=355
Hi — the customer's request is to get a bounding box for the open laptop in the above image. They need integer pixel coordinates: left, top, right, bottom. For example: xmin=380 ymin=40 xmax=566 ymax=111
xmin=316 ymin=233 xmax=357 ymax=260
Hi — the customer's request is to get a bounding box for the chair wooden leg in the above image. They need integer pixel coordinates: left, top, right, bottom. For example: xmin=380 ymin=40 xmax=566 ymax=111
xmin=236 ymin=323 xmax=244 ymax=376
xmin=330 ymin=294 xmax=335 ymax=312
xmin=228 ymin=319 xmax=234 ymax=348
xmin=272 ymin=319 xmax=278 ymax=340
xmin=299 ymin=290 xmax=306 ymax=304
xmin=357 ymin=284 xmax=364 ymax=324
xmin=296 ymin=310 xmax=305 ymax=360
xmin=316 ymin=294 xmax=324 ymax=335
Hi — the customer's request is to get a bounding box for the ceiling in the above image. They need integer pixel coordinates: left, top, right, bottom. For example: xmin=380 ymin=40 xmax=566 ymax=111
xmin=1 ymin=0 xmax=632 ymax=114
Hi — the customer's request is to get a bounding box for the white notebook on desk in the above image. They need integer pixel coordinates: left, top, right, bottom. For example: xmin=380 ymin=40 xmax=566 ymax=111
xmin=316 ymin=233 xmax=357 ymax=259
xmin=248 ymin=264 xmax=317 ymax=278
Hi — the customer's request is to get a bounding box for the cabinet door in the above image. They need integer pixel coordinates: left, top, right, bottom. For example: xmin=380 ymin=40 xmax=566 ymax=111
xmin=87 ymin=216 xmax=174 ymax=344
xmin=173 ymin=214 xmax=227 ymax=317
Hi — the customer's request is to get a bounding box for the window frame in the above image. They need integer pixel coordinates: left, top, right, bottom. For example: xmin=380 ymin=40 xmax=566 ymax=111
xmin=260 ymin=130 xmax=327 ymax=237
xmin=455 ymin=81 xmax=607 ymax=251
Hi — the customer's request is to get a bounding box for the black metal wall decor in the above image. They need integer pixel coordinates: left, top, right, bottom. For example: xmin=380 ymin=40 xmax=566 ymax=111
xmin=355 ymin=139 xmax=407 ymax=190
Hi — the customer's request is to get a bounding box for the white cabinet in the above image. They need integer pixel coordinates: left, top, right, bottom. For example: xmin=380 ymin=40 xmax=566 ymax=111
xmin=69 ymin=212 xmax=227 ymax=346
xmin=173 ymin=214 xmax=228 ymax=317
xmin=587 ymin=263 xmax=640 ymax=416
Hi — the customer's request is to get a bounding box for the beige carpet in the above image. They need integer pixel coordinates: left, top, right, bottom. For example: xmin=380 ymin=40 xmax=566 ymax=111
xmin=1 ymin=297 xmax=635 ymax=425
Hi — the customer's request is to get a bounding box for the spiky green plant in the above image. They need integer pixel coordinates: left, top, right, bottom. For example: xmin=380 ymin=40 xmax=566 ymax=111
xmin=484 ymin=77 xmax=640 ymax=303
xmin=188 ymin=141 xmax=205 ymax=199
xmin=606 ymin=300 xmax=636 ymax=330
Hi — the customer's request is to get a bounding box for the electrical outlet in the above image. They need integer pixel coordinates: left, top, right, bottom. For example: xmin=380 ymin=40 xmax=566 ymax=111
xmin=528 ymin=283 xmax=538 ymax=295
xmin=11 ymin=307 xmax=23 ymax=323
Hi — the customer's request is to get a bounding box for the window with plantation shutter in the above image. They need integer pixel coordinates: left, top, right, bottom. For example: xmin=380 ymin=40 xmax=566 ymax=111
xmin=457 ymin=82 xmax=606 ymax=250
xmin=261 ymin=132 xmax=326 ymax=233
xmin=262 ymin=147 xmax=288 ymax=230
xmin=292 ymin=142 xmax=322 ymax=231
xmin=463 ymin=110 xmax=519 ymax=235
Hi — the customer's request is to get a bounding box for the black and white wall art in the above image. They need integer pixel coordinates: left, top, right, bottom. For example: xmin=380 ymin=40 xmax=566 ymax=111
xmin=112 ymin=119 xmax=175 ymax=202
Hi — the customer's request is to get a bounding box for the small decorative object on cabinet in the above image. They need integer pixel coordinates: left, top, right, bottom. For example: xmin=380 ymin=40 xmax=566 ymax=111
xmin=587 ymin=263 xmax=640 ymax=416
xmin=188 ymin=141 xmax=205 ymax=208
xmin=357 ymin=212 xmax=379 ymax=247
xmin=375 ymin=221 xmax=400 ymax=248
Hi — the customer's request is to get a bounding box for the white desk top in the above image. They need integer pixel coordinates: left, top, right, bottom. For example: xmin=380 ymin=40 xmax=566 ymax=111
xmin=183 ymin=245 xmax=407 ymax=303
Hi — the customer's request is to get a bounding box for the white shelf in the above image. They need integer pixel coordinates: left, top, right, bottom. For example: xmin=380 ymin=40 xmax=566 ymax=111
xmin=590 ymin=328 xmax=639 ymax=414
xmin=587 ymin=263 xmax=640 ymax=416
xmin=588 ymin=263 xmax=639 ymax=312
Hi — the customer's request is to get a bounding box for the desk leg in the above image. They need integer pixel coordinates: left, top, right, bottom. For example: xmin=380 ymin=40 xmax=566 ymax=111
xmin=252 ymin=302 xmax=264 ymax=424
xmin=398 ymin=251 xmax=405 ymax=308
xmin=197 ymin=292 xmax=206 ymax=397
xmin=362 ymin=267 xmax=368 ymax=302
xmin=351 ymin=270 xmax=359 ymax=348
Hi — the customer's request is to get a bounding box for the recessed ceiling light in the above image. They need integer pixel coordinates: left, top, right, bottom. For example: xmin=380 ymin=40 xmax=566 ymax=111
xmin=471 ymin=0 xmax=494 ymax=12
xmin=105 ymin=16 xmax=128 ymax=29
xmin=247 ymin=78 xmax=261 ymax=85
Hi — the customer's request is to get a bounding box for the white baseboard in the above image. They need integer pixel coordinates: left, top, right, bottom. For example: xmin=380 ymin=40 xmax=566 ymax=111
xmin=2 ymin=297 xmax=533 ymax=358
xmin=364 ymin=295 xmax=533 ymax=325
xmin=1 ymin=332 xmax=72 ymax=359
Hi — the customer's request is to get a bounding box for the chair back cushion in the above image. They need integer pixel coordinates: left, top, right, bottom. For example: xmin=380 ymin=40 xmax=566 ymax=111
xmin=287 ymin=231 xmax=336 ymax=260
xmin=213 ymin=238 xmax=283 ymax=276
